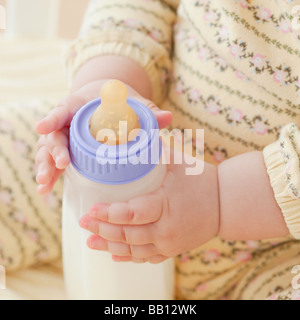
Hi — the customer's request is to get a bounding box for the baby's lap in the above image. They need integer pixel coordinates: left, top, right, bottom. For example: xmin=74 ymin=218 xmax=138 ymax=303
xmin=235 ymin=249 xmax=300 ymax=300
xmin=0 ymin=100 xmax=63 ymax=272
xmin=175 ymin=236 xmax=300 ymax=300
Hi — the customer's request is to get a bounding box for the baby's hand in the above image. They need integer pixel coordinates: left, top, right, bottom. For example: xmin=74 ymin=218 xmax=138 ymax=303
xmin=35 ymin=80 xmax=172 ymax=194
xmin=79 ymin=152 xmax=219 ymax=263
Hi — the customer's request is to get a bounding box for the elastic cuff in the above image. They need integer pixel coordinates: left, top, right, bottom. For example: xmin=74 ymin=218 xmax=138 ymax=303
xmin=263 ymin=138 xmax=300 ymax=239
xmin=64 ymin=28 xmax=172 ymax=105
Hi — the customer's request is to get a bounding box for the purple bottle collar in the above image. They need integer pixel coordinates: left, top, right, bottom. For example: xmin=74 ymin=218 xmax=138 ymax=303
xmin=69 ymin=98 xmax=162 ymax=185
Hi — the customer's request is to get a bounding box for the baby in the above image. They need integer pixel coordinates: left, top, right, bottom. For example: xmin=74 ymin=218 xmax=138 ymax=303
xmin=35 ymin=0 xmax=300 ymax=300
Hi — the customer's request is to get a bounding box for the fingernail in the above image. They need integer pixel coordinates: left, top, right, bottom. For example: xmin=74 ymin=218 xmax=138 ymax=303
xmin=87 ymin=235 xmax=105 ymax=250
xmin=89 ymin=207 xmax=98 ymax=217
xmin=56 ymin=157 xmax=65 ymax=169
xmin=160 ymin=110 xmax=171 ymax=114
xmin=36 ymin=174 xmax=43 ymax=184
xmin=89 ymin=203 xmax=108 ymax=219
xmin=37 ymin=185 xmax=45 ymax=194
xmin=36 ymin=164 xmax=48 ymax=183
xmin=56 ymin=152 xmax=70 ymax=169
xmin=87 ymin=237 xmax=94 ymax=249
xmin=79 ymin=216 xmax=88 ymax=228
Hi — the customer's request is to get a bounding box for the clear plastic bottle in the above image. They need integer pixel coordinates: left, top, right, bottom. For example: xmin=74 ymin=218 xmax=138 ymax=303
xmin=62 ymin=97 xmax=174 ymax=300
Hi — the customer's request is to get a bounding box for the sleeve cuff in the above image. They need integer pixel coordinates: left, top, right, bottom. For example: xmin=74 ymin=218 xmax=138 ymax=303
xmin=263 ymin=124 xmax=300 ymax=239
xmin=64 ymin=28 xmax=172 ymax=105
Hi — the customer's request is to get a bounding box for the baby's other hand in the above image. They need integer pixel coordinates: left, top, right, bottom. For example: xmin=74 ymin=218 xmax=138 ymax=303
xmin=80 ymin=151 xmax=219 ymax=264
xmin=35 ymin=80 xmax=172 ymax=194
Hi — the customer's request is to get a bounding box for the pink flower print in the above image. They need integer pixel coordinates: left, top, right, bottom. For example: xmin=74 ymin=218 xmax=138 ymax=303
xmin=229 ymin=44 xmax=241 ymax=57
xmin=196 ymin=283 xmax=207 ymax=292
xmin=180 ymin=253 xmax=190 ymax=263
xmin=198 ymin=48 xmax=209 ymax=60
xmin=27 ymin=230 xmax=40 ymax=242
xmin=252 ymin=54 xmax=265 ymax=68
xmin=13 ymin=140 xmax=27 ymax=155
xmin=204 ymin=249 xmax=220 ymax=262
xmin=239 ymin=0 xmax=249 ymax=9
xmin=258 ymin=8 xmax=272 ymax=21
xmin=0 ymin=119 xmax=13 ymax=132
xmin=14 ymin=210 xmax=27 ymax=224
xmin=231 ymin=109 xmax=244 ymax=122
xmin=44 ymin=193 xmax=58 ymax=209
xmin=292 ymin=291 xmax=300 ymax=300
xmin=68 ymin=49 xmax=77 ymax=60
xmin=213 ymin=151 xmax=225 ymax=163
xmin=189 ymin=88 xmax=201 ymax=102
xmin=267 ymin=295 xmax=278 ymax=301
xmin=207 ymin=101 xmax=220 ymax=115
xmin=236 ymin=71 xmax=245 ymax=80
xmin=175 ymin=81 xmax=184 ymax=95
xmin=246 ymin=240 xmax=259 ymax=249
xmin=186 ymin=36 xmax=197 ymax=50
xmin=150 ymin=30 xmax=163 ymax=42
xmin=280 ymin=20 xmax=290 ymax=34
xmin=124 ymin=19 xmax=140 ymax=28
xmin=204 ymin=11 xmax=218 ymax=23
xmin=0 ymin=190 xmax=12 ymax=205
xmin=296 ymin=79 xmax=300 ymax=89
xmin=219 ymin=26 xmax=229 ymax=39
xmin=175 ymin=31 xmax=184 ymax=43
xmin=216 ymin=56 xmax=227 ymax=68
xmin=236 ymin=251 xmax=252 ymax=262
xmin=273 ymin=70 xmax=287 ymax=84
xmin=254 ymin=121 xmax=268 ymax=135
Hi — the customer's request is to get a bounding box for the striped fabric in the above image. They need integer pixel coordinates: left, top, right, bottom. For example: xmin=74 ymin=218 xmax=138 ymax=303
xmin=0 ymin=39 xmax=68 ymax=104
xmin=0 ymin=38 xmax=67 ymax=271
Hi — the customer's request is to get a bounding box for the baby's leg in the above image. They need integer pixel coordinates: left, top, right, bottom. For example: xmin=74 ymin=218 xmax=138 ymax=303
xmin=0 ymin=100 xmax=63 ymax=272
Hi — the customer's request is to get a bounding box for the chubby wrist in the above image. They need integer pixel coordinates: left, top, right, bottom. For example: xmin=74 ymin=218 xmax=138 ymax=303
xmin=194 ymin=161 xmax=220 ymax=243
xmin=217 ymin=151 xmax=289 ymax=241
xmin=70 ymin=55 xmax=152 ymax=99
xmin=208 ymin=163 xmax=220 ymax=239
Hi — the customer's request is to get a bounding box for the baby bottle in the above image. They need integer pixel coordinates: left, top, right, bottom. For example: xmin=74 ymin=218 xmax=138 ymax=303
xmin=62 ymin=80 xmax=174 ymax=300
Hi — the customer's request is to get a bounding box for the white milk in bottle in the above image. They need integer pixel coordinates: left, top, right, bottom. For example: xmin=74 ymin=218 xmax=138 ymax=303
xmin=62 ymin=80 xmax=174 ymax=300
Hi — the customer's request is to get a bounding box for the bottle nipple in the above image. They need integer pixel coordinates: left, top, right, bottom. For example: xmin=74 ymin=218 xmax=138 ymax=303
xmin=89 ymin=80 xmax=140 ymax=145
